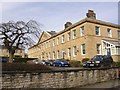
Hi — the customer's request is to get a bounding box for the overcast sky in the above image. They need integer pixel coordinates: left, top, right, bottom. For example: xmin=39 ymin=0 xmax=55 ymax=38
xmin=0 ymin=1 xmax=119 ymax=32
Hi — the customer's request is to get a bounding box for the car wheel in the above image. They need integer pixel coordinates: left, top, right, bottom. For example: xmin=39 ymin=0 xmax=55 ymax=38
xmin=110 ymin=63 xmax=113 ymax=67
xmin=59 ymin=64 xmax=62 ymax=67
xmin=100 ymin=64 xmax=104 ymax=68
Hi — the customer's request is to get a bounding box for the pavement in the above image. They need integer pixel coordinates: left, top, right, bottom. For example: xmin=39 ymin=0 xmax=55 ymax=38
xmin=78 ymin=79 xmax=120 ymax=88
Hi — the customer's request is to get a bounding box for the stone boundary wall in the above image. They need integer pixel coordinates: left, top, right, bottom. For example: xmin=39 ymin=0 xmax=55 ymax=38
xmin=1 ymin=67 xmax=119 ymax=88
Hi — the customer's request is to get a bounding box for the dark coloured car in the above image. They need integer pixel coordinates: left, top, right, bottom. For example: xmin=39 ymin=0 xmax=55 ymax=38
xmin=83 ymin=55 xmax=113 ymax=67
xmin=45 ymin=60 xmax=54 ymax=66
xmin=0 ymin=57 xmax=8 ymax=63
xmin=83 ymin=60 xmax=95 ymax=67
xmin=39 ymin=60 xmax=53 ymax=66
xmin=53 ymin=59 xmax=70 ymax=67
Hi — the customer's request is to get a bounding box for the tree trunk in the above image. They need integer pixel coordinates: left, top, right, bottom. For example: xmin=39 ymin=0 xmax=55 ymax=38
xmin=9 ymin=51 xmax=14 ymax=63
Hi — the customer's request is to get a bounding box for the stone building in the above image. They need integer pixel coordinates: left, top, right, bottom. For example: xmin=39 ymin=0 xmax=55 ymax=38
xmin=0 ymin=45 xmax=25 ymax=58
xmin=28 ymin=10 xmax=120 ymax=62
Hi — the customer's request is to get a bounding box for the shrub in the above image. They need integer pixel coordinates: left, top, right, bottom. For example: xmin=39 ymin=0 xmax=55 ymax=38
xmin=2 ymin=62 xmax=52 ymax=71
xmin=13 ymin=57 xmax=37 ymax=63
xmin=82 ymin=58 xmax=90 ymax=63
xmin=114 ymin=62 xmax=120 ymax=67
xmin=69 ymin=60 xmax=82 ymax=67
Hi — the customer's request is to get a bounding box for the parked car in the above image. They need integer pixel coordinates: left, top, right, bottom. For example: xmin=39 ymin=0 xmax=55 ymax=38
xmin=45 ymin=60 xmax=54 ymax=66
xmin=0 ymin=57 xmax=8 ymax=63
xmin=83 ymin=60 xmax=95 ymax=67
xmin=39 ymin=60 xmax=46 ymax=65
xmin=32 ymin=59 xmax=39 ymax=64
xmin=38 ymin=60 xmax=54 ymax=66
xmin=53 ymin=59 xmax=70 ymax=67
xmin=83 ymin=55 xmax=113 ymax=67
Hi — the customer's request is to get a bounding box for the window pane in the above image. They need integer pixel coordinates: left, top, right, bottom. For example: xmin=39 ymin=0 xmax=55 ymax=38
xmin=80 ymin=26 xmax=84 ymax=36
xmin=97 ymin=44 xmax=101 ymax=54
xmin=107 ymin=28 xmax=112 ymax=37
xmin=95 ymin=26 xmax=100 ymax=35
xmin=57 ymin=37 xmax=60 ymax=45
xmin=62 ymin=35 xmax=64 ymax=43
xmin=81 ymin=44 xmax=86 ymax=54
xmin=73 ymin=46 xmax=77 ymax=56
xmin=73 ymin=30 xmax=76 ymax=39
xmin=68 ymin=48 xmax=71 ymax=57
xmin=68 ymin=32 xmax=71 ymax=41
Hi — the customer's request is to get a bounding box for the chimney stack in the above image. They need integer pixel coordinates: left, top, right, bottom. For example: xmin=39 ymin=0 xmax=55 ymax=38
xmin=86 ymin=10 xmax=96 ymax=19
xmin=64 ymin=22 xmax=72 ymax=29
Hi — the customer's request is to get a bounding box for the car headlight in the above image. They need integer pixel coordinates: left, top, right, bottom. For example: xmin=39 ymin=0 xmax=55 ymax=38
xmin=95 ymin=61 xmax=100 ymax=63
xmin=87 ymin=61 xmax=91 ymax=63
xmin=61 ymin=62 xmax=64 ymax=64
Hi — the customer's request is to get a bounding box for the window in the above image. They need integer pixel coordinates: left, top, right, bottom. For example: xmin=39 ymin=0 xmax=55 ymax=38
xmin=15 ymin=50 xmax=18 ymax=53
xmin=107 ymin=28 xmax=112 ymax=37
xmin=97 ymin=44 xmax=101 ymax=54
xmin=6 ymin=50 xmax=8 ymax=53
xmin=68 ymin=48 xmax=71 ymax=57
xmin=62 ymin=35 xmax=64 ymax=43
xmin=62 ymin=50 xmax=65 ymax=59
xmin=52 ymin=39 xmax=55 ymax=46
xmin=73 ymin=30 xmax=76 ymax=39
xmin=46 ymin=42 xmax=48 ymax=48
xmin=68 ymin=32 xmax=71 ymax=41
xmin=49 ymin=41 xmax=50 ymax=47
xmin=81 ymin=44 xmax=86 ymax=55
xmin=73 ymin=46 xmax=77 ymax=56
xmin=80 ymin=26 xmax=84 ymax=36
xmin=57 ymin=37 xmax=60 ymax=45
xmin=48 ymin=52 xmax=50 ymax=60
xmin=57 ymin=50 xmax=60 ymax=59
xmin=20 ymin=50 xmax=22 ymax=53
xmin=46 ymin=53 xmax=48 ymax=59
xmin=53 ymin=51 xmax=55 ymax=59
xmin=95 ymin=26 xmax=100 ymax=36
xmin=118 ymin=31 xmax=120 ymax=39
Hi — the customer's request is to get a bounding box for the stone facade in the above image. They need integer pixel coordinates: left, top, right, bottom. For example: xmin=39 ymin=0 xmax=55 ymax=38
xmin=0 ymin=45 xmax=25 ymax=58
xmin=28 ymin=10 xmax=120 ymax=62
xmin=2 ymin=68 xmax=119 ymax=88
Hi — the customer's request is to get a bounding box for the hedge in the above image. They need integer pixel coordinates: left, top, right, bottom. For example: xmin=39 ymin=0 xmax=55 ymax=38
xmin=115 ymin=62 xmax=120 ymax=67
xmin=2 ymin=62 xmax=52 ymax=71
xmin=0 ymin=56 xmax=37 ymax=63
xmin=13 ymin=57 xmax=37 ymax=63
xmin=69 ymin=60 xmax=82 ymax=67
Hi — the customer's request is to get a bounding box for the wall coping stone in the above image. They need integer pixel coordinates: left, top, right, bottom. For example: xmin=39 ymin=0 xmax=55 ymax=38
xmin=2 ymin=67 xmax=120 ymax=74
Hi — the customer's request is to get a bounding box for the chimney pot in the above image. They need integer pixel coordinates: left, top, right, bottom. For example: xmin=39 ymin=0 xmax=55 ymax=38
xmin=86 ymin=10 xmax=96 ymax=19
xmin=64 ymin=22 xmax=72 ymax=29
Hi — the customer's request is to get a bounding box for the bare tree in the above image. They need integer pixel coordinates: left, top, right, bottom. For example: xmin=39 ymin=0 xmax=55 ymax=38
xmin=0 ymin=20 xmax=42 ymax=63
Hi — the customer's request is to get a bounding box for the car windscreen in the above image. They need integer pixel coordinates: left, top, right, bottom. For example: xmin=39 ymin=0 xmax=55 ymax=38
xmin=93 ymin=56 xmax=103 ymax=61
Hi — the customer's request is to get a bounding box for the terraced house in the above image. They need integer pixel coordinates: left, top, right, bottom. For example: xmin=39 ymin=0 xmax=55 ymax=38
xmin=28 ymin=10 xmax=120 ymax=62
xmin=0 ymin=45 xmax=25 ymax=58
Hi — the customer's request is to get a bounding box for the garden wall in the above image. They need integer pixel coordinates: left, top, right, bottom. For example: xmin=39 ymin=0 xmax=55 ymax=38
xmin=2 ymin=67 xmax=119 ymax=89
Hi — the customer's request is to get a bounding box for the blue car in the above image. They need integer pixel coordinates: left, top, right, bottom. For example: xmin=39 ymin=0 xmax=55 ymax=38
xmin=53 ymin=59 xmax=70 ymax=67
xmin=0 ymin=57 xmax=8 ymax=63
